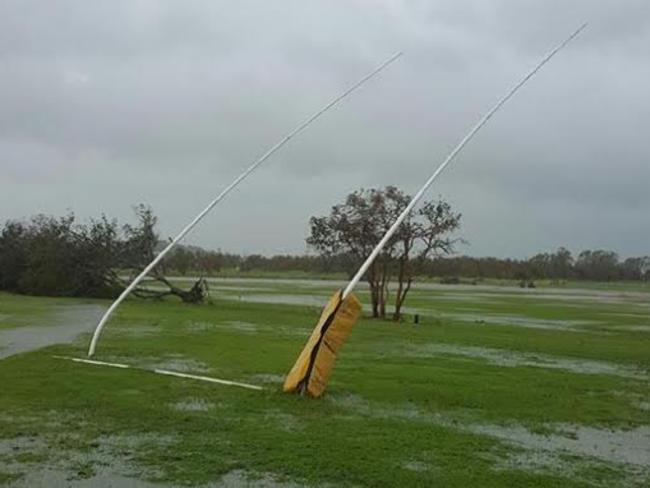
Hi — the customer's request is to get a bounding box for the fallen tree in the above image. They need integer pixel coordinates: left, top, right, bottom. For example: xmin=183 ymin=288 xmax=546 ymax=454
xmin=0 ymin=205 xmax=207 ymax=303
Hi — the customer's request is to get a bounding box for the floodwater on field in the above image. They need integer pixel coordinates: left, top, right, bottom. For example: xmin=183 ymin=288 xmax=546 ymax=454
xmin=226 ymin=293 xmax=330 ymax=307
xmin=171 ymin=399 xmax=213 ymax=412
xmin=138 ymin=355 xmax=212 ymax=374
xmin=472 ymin=423 xmax=650 ymax=468
xmin=0 ymin=304 xmax=105 ymax=360
xmin=1 ymin=437 xmax=302 ymax=487
xmin=215 ymin=291 xmax=601 ymax=331
xmin=327 ymin=393 xmax=650 ymax=478
xmin=404 ymin=343 xmax=649 ymax=380
xmin=1 ymin=428 xmax=304 ymax=488
xmin=171 ymin=277 xmax=650 ymax=302
xmin=437 ymin=312 xmax=595 ymax=331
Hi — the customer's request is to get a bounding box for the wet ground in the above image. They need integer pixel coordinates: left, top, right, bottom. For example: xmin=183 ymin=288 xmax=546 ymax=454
xmin=1 ymin=279 xmax=648 ymax=486
xmin=0 ymin=305 xmax=105 ymax=360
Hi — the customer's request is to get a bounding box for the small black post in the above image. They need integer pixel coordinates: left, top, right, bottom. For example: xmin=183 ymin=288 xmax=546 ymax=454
xmin=414 ymin=314 xmax=420 ymax=325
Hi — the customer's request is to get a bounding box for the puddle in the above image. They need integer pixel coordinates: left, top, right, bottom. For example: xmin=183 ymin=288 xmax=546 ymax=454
xmin=264 ymin=411 xmax=303 ymax=434
xmin=440 ymin=312 xmax=593 ymax=331
xmin=5 ymin=468 xmax=306 ymax=488
xmin=405 ymin=343 xmax=649 ymax=380
xmin=111 ymin=324 xmax=159 ymax=338
xmin=473 ymin=423 xmax=650 ymax=467
xmin=0 ymin=305 xmax=106 ymax=360
xmin=420 ymin=294 xmax=491 ymax=304
xmin=1 ymin=414 xmax=307 ymax=487
xmin=210 ymin=286 xmax=276 ymax=293
xmin=0 ymin=436 xmax=47 ymax=457
xmin=327 ymin=394 xmax=650 ymax=471
xmin=187 ymin=320 xmax=259 ymax=334
xmin=493 ymin=449 xmax=649 ymax=487
xmin=4 ymin=468 xmax=163 ymax=487
xmin=216 ymin=470 xmax=306 ymax=487
xmin=0 ymin=433 xmax=171 ymax=488
xmin=225 ymin=321 xmax=258 ymax=333
xmin=402 ymin=460 xmax=431 ymax=472
xmin=248 ymin=373 xmax=285 ymax=384
xmin=139 ymin=355 xmax=211 ymax=374
xmin=172 ymin=399 xmax=213 ymax=412
xmin=609 ymin=325 xmax=650 ymax=333
xmin=227 ymin=293 xmax=329 ymax=307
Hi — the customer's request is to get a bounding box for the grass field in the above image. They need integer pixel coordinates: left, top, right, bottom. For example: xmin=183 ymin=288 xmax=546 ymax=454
xmin=0 ymin=279 xmax=649 ymax=486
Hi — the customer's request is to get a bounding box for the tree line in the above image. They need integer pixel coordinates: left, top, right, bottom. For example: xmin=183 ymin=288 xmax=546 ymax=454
xmin=1 ymin=188 xmax=647 ymax=313
xmin=0 ymin=205 xmax=207 ymax=301
xmin=160 ymin=247 xmax=650 ymax=283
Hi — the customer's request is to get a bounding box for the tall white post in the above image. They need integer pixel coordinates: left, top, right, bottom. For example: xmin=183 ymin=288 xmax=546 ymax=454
xmin=343 ymin=24 xmax=587 ymax=300
xmin=88 ymin=52 xmax=402 ymax=357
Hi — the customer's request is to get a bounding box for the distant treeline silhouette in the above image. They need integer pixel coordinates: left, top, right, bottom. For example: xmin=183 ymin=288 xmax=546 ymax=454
xmin=162 ymin=246 xmax=650 ymax=283
xmin=1 ymin=210 xmax=648 ymax=299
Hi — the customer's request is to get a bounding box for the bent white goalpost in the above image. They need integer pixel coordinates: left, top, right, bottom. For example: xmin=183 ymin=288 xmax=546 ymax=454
xmin=283 ymin=25 xmax=586 ymax=398
xmin=87 ymin=52 xmax=402 ymax=357
xmin=342 ymin=23 xmax=587 ymax=301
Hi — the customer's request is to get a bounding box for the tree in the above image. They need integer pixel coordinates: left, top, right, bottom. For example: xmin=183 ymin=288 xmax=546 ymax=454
xmin=549 ymin=247 xmax=573 ymax=280
xmin=0 ymin=221 xmax=27 ymax=291
xmin=575 ymin=250 xmax=620 ymax=281
xmin=307 ymin=186 xmax=461 ymax=320
xmin=119 ymin=205 xmax=209 ymax=303
xmin=0 ymin=205 xmax=208 ymax=303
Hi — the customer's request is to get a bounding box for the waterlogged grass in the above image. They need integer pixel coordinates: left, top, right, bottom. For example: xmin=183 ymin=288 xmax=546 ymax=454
xmin=0 ymin=281 xmax=649 ymax=486
xmin=0 ymin=293 xmax=102 ymax=330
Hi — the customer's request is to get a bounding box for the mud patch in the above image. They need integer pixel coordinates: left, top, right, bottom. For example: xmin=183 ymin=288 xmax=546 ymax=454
xmin=405 ymin=343 xmax=649 ymax=380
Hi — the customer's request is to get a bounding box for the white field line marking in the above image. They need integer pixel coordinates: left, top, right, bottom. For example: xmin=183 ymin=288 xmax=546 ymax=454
xmin=153 ymin=369 xmax=263 ymax=391
xmin=53 ymin=355 xmax=131 ymax=369
xmin=54 ymin=356 xmax=264 ymax=391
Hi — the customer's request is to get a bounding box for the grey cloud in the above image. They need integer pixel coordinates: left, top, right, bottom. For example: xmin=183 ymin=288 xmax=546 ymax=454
xmin=1 ymin=0 xmax=649 ymax=258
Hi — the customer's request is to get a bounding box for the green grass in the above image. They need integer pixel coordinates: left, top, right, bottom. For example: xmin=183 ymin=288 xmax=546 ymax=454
xmin=0 ymin=282 xmax=649 ymax=486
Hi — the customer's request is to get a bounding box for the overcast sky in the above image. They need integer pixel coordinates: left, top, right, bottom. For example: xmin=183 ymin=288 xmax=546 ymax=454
xmin=1 ymin=1 xmax=648 ymax=258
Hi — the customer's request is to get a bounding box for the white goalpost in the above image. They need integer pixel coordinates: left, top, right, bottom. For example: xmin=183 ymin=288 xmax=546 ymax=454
xmin=87 ymin=52 xmax=402 ymax=357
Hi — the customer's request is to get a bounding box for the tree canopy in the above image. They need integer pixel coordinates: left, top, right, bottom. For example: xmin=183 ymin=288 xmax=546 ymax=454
xmin=307 ymin=186 xmax=462 ymax=319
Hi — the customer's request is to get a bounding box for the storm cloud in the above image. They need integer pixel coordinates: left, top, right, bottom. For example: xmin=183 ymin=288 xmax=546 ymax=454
xmin=1 ymin=0 xmax=649 ymax=257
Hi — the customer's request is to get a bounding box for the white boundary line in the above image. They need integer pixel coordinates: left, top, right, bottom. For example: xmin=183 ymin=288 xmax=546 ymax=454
xmin=54 ymin=356 xmax=264 ymax=391
xmin=53 ymin=355 xmax=131 ymax=369
xmin=153 ymin=369 xmax=263 ymax=391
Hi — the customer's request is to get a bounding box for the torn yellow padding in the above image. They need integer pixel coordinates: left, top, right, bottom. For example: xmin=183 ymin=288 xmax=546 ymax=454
xmin=283 ymin=289 xmax=362 ymax=397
